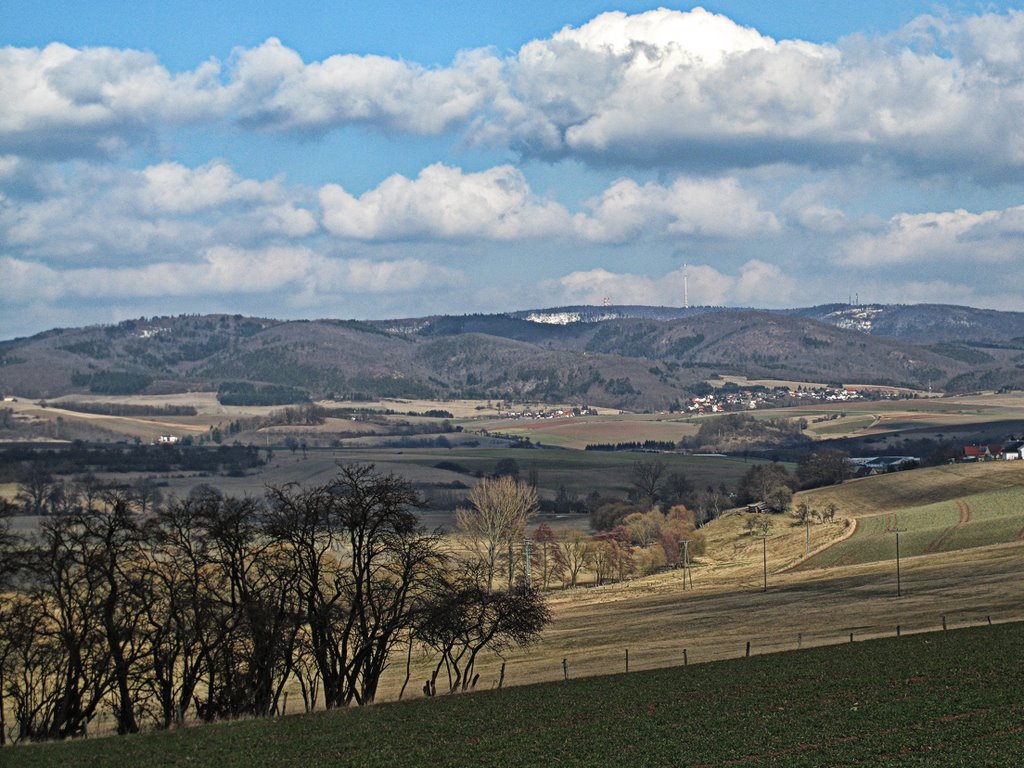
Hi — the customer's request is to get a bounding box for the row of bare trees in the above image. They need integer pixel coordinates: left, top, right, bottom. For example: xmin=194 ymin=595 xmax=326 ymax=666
xmin=0 ymin=465 xmax=549 ymax=744
xmin=452 ymin=475 xmax=707 ymax=593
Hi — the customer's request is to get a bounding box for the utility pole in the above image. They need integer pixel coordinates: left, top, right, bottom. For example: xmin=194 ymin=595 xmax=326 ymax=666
xmin=753 ymin=533 xmax=770 ymax=592
xmin=679 ymin=539 xmax=693 ymax=590
xmin=523 ymin=537 xmax=533 ymax=590
xmin=890 ymin=527 xmax=907 ymax=597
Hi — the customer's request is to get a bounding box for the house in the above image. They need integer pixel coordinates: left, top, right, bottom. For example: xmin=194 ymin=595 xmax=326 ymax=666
xmin=849 ymin=456 xmax=920 ymax=473
xmin=963 ymin=444 xmax=1003 ymax=461
xmin=1001 ymin=440 xmax=1024 ymax=460
xmin=961 ymin=441 xmax=1024 ymax=461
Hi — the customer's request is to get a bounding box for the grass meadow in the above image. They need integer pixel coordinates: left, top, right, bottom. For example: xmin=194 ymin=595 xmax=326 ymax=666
xmin=6 ymin=620 xmax=1023 ymax=768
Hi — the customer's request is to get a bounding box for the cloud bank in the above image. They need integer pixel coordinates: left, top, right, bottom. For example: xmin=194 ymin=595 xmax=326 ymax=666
xmin=8 ymin=9 xmax=1024 ymax=177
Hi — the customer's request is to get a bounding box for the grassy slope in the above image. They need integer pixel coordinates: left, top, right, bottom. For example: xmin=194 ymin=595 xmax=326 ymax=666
xmin=7 ymin=621 xmax=1023 ymax=768
xmin=797 ymin=462 xmax=1024 ymax=568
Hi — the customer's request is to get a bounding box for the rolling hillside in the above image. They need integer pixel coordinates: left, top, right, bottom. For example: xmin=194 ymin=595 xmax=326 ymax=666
xmin=1 ymin=303 xmax=1019 ymax=406
xmin=11 ymin=621 xmax=1024 ymax=767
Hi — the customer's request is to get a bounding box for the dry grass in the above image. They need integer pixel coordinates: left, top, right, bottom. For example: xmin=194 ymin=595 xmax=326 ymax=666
xmin=484 ymin=413 xmax=699 ymax=449
xmin=367 ymin=461 xmax=1024 ymax=700
xmin=371 ymin=535 xmax=1024 ymax=702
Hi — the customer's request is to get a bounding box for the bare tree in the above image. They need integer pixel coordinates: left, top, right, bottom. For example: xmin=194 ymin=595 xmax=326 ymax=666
xmin=417 ymin=565 xmax=550 ymax=695
xmin=531 ymin=523 xmax=564 ymax=590
xmin=265 ymin=465 xmax=444 ymax=707
xmin=140 ymin=497 xmax=218 ymax=729
xmin=131 ymin=478 xmax=164 ymax=517
xmin=456 ymin=476 xmax=538 ymax=593
xmin=13 ymin=515 xmax=114 ymax=740
xmin=0 ymin=508 xmax=22 ymax=745
xmin=194 ymin=495 xmax=299 ymax=720
xmin=15 ymin=469 xmax=57 ymax=516
xmin=630 ymin=459 xmax=666 ymax=504
xmin=557 ymin=529 xmax=593 ymax=588
xmin=74 ymin=494 xmax=150 ymax=734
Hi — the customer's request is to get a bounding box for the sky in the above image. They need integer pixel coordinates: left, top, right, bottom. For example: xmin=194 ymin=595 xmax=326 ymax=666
xmin=4 ymin=1 xmax=1024 ymax=338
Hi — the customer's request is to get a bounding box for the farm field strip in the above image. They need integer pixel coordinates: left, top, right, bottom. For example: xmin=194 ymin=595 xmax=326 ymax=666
xmin=10 ymin=619 xmax=1024 ymax=768
xmin=800 ymin=482 xmax=1024 ymax=568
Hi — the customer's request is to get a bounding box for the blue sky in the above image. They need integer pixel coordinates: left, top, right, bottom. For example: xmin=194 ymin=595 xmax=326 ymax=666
xmin=4 ymin=2 xmax=1024 ymax=337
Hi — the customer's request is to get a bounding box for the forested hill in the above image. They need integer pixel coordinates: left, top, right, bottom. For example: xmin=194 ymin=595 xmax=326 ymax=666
xmin=0 ymin=304 xmax=1021 ymax=407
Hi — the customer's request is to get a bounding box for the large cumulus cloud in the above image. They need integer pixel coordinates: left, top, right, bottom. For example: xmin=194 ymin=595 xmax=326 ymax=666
xmin=481 ymin=7 xmax=1024 ymax=175
xmin=319 ymin=163 xmax=777 ymax=243
xmin=7 ymin=8 xmax=1024 ymax=177
xmin=319 ymin=163 xmax=571 ymax=240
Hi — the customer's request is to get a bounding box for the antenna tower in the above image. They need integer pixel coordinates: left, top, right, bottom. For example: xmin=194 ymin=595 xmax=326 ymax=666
xmin=602 ymin=296 xmax=611 ymax=307
xmin=683 ymin=264 xmax=689 ymax=309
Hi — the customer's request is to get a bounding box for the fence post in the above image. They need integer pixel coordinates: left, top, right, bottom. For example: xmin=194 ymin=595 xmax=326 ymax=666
xmin=683 ymin=648 xmax=688 ymax=666
xmin=797 ymin=632 xmax=802 ymax=649
xmin=745 ymin=641 xmax=750 ymax=658
xmin=625 ymin=648 xmax=629 ymax=673
xmin=942 ymin=615 xmax=947 ymax=631
xmin=498 ymin=662 xmax=506 ymax=690
xmin=849 ymin=632 xmax=854 ymax=643
xmin=562 ymin=658 xmax=569 ymax=681
xmin=897 ymin=625 xmax=901 ymax=638
xmin=987 ymin=616 xmax=992 ymax=626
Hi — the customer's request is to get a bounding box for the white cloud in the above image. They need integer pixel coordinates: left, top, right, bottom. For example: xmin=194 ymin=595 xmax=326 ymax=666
xmin=1 ymin=160 xmax=316 ymax=262
xmin=574 ymin=176 xmax=779 ymax=242
xmin=0 ymin=249 xmax=462 ymax=304
xmin=320 ymin=163 xmax=571 ymax=240
xmin=0 ymin=43 xmax=223 ymax=159
xmin=480 ymin=7 xmax=1024 ymax=177
xmin=8 ymin=10 xmax=1024 ymax=177
xmin=320 ymin=164 xmax=777 ymax=243
xmin=138 ymin=161 xmax=277 ymax=214
xmin=841 ymin=204 xmax=1024 ymax=266
xmin=544 ymin=260 xmax=795 ymax=307
xmin=229 ymin=39 xmax=500 ymax=135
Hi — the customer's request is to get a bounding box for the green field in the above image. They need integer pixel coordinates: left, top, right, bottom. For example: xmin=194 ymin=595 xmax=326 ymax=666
xmin=796 ymin=462 xmax=1024 ymax=569
xmin=7 ymin=621 xmax=1023 ymax=768
xmin=145 ymin=446 xmax=782 ymax=511
xmin=801 ymin=487 xmax=1024 ymax=568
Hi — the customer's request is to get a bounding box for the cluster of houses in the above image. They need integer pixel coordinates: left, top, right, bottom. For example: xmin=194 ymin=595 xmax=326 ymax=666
xmin=681 ymin=385 xmax=879 ymax=415
xmin=962 ymin=440 xmax=1024 ymax=461
xmin=495 ymin=406 xmax=599 ymax=420
xmin=848 ymin=455 xmax=921 ymax=476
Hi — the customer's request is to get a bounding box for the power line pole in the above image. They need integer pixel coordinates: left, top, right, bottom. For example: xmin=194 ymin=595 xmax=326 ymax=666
xmin=679 ymin=539 xmax=693 ymax=589
xmin=523 ymin=537 xmax=533 ymax=590
xmin=753 ymin=533 xmax=770 ymax=592
xmin=890 ymin=527 xmax=907 ymax=597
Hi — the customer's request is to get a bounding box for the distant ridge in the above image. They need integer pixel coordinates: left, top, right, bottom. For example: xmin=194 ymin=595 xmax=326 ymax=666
xmin=1 ymin=303 xmax=1021 ymax=406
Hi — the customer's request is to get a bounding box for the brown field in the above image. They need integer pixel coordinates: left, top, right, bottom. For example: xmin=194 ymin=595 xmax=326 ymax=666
xmin=7 ymin=450 xmax=1024 ymax=736
xmin=477 ymin=413 xmax=699 ymax=449
xmin=6 ymin=391 xmax=1024 ymax=452
xmin=366 ymin=459 xmax=1024 ymax=699
xmin=365 ymin=523 xmax=1024 ymax=703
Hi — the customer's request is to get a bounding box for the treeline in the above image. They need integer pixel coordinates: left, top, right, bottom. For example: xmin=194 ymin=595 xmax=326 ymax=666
xmin=216 ymin=382 xmax=311 ymax=406
xmin=585 ymin=440 xmax=676 ymax=452
xmin=0 ymin=467 xmax=549 ymax=744
xmin=71 ymin=370 xmax=153 ymax=395
xmin=41 ymin=401 xmax=198 ymax=417
xmin=0 ymin=443 xmax=263 ymax=484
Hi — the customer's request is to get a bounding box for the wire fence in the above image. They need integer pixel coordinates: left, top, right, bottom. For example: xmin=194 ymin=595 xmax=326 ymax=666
xmin=3 ymin=609 xmax=1017 ymax=745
